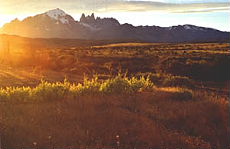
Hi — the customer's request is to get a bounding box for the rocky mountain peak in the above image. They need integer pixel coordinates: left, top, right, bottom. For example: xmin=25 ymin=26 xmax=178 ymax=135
xmin=46 ymin=8 xmax=66 ymax=18
xmin=45 ymin=8 xmax=73 ymax=24
xmin=80 ymin=13 xmax=96 ymax=24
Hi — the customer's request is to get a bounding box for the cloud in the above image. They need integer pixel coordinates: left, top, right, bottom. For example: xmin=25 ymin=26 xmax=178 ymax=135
xmin=0 ymin=0 xmax=229 ymax=14
xmin=105 ymin=1 xmax=230 ymax=13
xmin=174 ymin=7 xmax=230 ymax=13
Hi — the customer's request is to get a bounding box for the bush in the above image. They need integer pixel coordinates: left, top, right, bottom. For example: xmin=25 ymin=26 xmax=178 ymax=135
xmin=100 ymin=75 xmax=154 ymax=94
xmin=100 ymin=76 xmax=131 ymax=94
xmin=69 ymin=77 xmax=101 ymax=96
xmin=0 ymin=87 xmax=31 ymax=102
xmin=32 ymin=80 xmax=70 ymax=101
xmin=136 ymin=72 xmax=166 ymax=86
xmin=137 ymin=73 xmax=194 ymax=88
xmin=129 ymin=76 xmax=154 ymax=92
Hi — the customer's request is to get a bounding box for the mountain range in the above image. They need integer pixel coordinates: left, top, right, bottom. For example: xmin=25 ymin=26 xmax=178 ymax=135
xmin=0 ymin=8 xmax=229 ymax=42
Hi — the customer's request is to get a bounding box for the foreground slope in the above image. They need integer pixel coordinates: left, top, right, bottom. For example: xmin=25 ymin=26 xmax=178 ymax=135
xmin=0 ymin=76 xmax=229 ymax=149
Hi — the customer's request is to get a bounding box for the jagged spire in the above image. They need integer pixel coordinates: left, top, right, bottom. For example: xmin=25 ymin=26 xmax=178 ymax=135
xmin=91 ymin=13 xmax=95 ymax=20
xmin=81 ymin=13 xmax=86 ymax=19
xmin=80 ymin=13 xmax=86 ymax=22
xmin=80 ymin=13 xmax=96 ymax=23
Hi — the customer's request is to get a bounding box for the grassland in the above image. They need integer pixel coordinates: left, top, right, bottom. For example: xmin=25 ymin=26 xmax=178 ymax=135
xmin=0 ymin=36 xmax=229 ymax=148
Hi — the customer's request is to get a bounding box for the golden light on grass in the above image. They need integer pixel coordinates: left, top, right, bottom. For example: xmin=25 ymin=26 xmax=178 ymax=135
xmin=158 ymin=87 xmax=191 ymax=93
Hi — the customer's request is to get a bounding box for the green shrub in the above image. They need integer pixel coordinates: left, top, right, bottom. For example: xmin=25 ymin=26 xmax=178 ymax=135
xmin=100 ymin=76 xmax=131 ymax=94
xmin=100 ymin=75 xmax=154 ymax=94
xmin=69 ymin=77 xmax=101 ymax=96
xmin=32 ymin=80 xmax=70 ymax=101
xmin=136 ymin=73 xmax=194 ymax=88
xmin=128 ymin=76 xmax=154 ymax=92
xmin=0 ymin=87 xmax=31 ymax=102
xmin=136 ymin=72 xmax=166 ymax=86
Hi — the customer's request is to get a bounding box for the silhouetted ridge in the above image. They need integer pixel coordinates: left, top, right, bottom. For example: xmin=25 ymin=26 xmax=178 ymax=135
xmin=0 ymin=8 xmax=229 ymax=42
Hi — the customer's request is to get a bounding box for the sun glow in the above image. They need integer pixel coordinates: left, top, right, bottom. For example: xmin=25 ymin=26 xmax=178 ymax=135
xmin=0 ymin=14 xmax=28 ymax=27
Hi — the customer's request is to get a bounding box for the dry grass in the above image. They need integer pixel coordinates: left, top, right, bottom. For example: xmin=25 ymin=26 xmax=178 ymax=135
xmin=0 ymin=76 xmax=229 ymax=148
xmin=93 ymin=43 xmax=160 ymax=48
xmin=0 ymin=90 xmax=229 ymax=148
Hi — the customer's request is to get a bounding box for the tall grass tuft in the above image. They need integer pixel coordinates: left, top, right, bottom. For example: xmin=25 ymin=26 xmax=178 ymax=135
xmin=100 ymin=75 xmax=154 ymax=94
xmin=32 ymin=79 xmax=70 ymax=101
xmin=69 ymin=76 xmax=101 ymax=96
xmin=0 ymin=86 xmax=31 ymax=102
xmin=0 ymin=75 xmax=154 ymax=102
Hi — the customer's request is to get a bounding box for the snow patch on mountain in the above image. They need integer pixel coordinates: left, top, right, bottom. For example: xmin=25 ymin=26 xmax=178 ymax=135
xmin=45 ymin=8 xmax=69 ymax=24
xmin=166 ymin=25 xmax=206 ymax=31
xmin=59 ymin=18 xmax=69 ymax=24
xmin=46 ymin=8 xmax=66 ymax=19
xmin=183 ymin=25 xmax=205 ymax=31
xmin=184 ymin=25 xmax=192 ymax=30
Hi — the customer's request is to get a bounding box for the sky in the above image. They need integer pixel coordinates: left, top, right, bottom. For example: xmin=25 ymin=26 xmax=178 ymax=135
xmin=0 ymin=0 xmax=229 ymax=31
